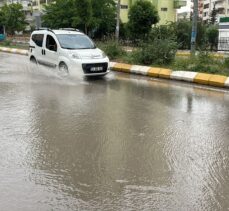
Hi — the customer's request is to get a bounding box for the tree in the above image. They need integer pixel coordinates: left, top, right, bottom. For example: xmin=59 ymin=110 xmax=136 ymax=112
xmin=43 ymin=0 xmax=75 ymax=29
xmin=0 ymin=3 xmax=26 ymax=35
xmin=176 ymin=20 xmax=192 ymax=49
xmin=0 ymin=10 xmax=4 ymax=26
xmin=194 ymin=21 xmax=207 ymax=49
xmin=73 ymin=0 xmax=92 ymax=34
xmin=42 ymin=0 xmax=116 ymax=38
xmin=210 ymin=3 xmax=218 ymax=25
xmin=206 ymin=25 xmax=218 ymax=51
xmin=175 ymin=20 xmax=208 ymax=50
xmin=91 ymin=0 xmax=116 ymax=38
xmin=127 ymin=0 xmax=159 ymax=41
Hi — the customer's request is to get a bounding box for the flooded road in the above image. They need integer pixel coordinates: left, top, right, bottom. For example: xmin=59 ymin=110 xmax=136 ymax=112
xmin=0 ymin=52 xmax=229 ymax=211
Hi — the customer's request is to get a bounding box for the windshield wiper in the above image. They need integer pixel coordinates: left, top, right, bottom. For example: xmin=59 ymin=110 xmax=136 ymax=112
xmin=63 ymin=47 xmax=77 ymax=50
xmin=62 ymin=47 xmax=96 ymax=50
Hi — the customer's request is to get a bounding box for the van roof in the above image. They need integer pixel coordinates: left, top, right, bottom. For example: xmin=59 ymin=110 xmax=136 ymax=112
xmin=53 ymin=30 xmax=83 ymax=35
xmin=33 ymin=28 xmax=84 ymax=35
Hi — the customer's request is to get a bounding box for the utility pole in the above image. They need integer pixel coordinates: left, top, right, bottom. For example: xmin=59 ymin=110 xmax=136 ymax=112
xmin=115 ymin=0 xmax=121 ymax=42
xmin=191 ymin=0 xmax=198 ymax=56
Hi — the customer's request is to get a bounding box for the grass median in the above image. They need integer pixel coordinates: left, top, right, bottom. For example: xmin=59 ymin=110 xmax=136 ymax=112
xmin=96 ymin=41 xmax=229 ymax=77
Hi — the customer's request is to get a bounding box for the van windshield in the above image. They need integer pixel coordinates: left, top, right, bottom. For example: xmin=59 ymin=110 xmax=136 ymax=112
xmin=56 ymin=34 xmax=96 ymax=49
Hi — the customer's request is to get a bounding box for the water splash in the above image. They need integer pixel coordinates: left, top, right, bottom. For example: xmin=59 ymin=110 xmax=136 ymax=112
xmin=0 ymin=53 xmax=85 ymax=86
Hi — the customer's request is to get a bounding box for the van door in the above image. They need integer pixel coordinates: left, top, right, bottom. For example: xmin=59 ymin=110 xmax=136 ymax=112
xmin=42 ymin=34 xmax=59 ymax=68
xmin=30 ymin=33 xmax=44 ymax=63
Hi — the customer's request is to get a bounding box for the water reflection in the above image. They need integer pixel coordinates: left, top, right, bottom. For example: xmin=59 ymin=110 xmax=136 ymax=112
xmin=0 ymin=53 xmax=229 ymax=210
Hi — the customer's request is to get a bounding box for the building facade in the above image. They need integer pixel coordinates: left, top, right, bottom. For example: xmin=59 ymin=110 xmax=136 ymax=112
xmin=119 ymin=0 xmax=187 ymax=25
xmin=203 ymin=0 xmax=229 ymax=23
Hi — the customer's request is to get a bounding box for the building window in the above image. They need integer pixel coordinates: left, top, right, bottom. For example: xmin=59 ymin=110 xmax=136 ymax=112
xmin=121 ymin=5 xmax=128 ymax=9
xmin=161 ymin=8 xmax=168 ymax=12
xmin=204 ymin=4 xmax=209 ymax=9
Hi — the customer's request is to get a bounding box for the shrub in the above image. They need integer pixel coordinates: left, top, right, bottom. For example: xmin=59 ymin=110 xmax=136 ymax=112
xmin=173 ymin=57 xmax=195 ymax=70
xmin=150 ymin=24 xmax=177 ymax=41
xmin=133 ymin=39 xmax=178 ymax=65
xmin=197 ymin=50 xmax=213 ymax=64
xmin=174 ymin=51 xmax=227 ymax=75
xmin=2 ymin=40 xmax=11 ymax=46
xmin=97 ymin=40 xmax=126 ymax=60
xmin=176 ymin=20 xmax=192 ymax=50
xmin=175 ymin=20 xmax=209 ymax=50
xmin=206 ymin=25 xmax=218 ymax=51
xmin=223 ymin=57 xmax=229 ymax=69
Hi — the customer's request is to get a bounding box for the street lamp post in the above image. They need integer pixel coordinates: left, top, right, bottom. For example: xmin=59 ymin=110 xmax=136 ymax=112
xmin=191 ymin=0 xmax=198 ymax=56
xmin=115 ymin=0 xmax=121 ymax=42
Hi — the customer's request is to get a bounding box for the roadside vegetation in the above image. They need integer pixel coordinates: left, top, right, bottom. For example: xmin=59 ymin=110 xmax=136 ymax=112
xmin=173 ymin=52 xmax=229 ymax=76
xmin=0 ymin=0 xmax=228 ymax=76
xmin=0 ymin=38 xmax=29 ymax=49
xmin=0 ymin=3 xmax=27 ymax=35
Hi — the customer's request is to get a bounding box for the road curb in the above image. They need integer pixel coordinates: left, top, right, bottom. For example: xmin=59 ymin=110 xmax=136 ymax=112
xmin=1 ymin=48 xmax=229 ymax=89
xmin=110 ymin=62 xmax=229 ymax=89
xmin=0 ymin=46 xmax=28 ymax=56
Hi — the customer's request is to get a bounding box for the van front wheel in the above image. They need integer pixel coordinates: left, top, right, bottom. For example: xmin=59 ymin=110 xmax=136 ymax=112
xmin=30 ymin=57 xmax=37 ymax=64
xmin=59 ymin=62 xmax=69 ymax=76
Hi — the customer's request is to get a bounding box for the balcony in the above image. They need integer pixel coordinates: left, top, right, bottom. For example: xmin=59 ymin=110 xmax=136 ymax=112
xmin=215 ymin=1 xmax=225 ymax=11
xmin=174 ymin=0 xmax=187 ymax=9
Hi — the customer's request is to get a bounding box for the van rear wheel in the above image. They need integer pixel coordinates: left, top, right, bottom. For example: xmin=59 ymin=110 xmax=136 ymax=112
xmin=59 ymin=62 xmax=69 ymax=76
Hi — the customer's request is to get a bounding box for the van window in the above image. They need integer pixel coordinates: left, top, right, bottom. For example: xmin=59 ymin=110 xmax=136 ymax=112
xmin=56 ymin=34 xmax=95 ymax=49
xmin=32 ymin=34 xmax=44 ymax=47
xmin=46 ymin=35 xmax=57 ymax=51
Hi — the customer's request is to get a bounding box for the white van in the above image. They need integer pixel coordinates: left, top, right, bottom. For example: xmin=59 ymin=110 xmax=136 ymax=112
xmin=29 ymin=28 xmax=110 ymax=76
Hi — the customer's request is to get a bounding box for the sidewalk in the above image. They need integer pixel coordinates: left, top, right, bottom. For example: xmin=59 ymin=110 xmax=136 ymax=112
xmin=1 ymin=46 xmax=229 ymax=89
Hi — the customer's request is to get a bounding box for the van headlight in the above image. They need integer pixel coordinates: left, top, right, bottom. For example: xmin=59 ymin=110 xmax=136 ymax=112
xmin=71 ymin=54 xmax=81 ymax=59
xmin=102 ymin=51 xmax=107 ymax=58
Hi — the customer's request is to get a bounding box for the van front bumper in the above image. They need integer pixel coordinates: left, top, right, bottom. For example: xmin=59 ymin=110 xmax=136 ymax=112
xmin=84 ymin=70 xmax=110 ymax=77
xmin=69 ymin=58 xmax=110 ymax=76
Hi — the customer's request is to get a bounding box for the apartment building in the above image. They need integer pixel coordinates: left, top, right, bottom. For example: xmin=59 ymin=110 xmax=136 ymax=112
xmin=119 ymin=0 xmax=187 ymax=25
xmin=32 ymin=0 xmax=54 ymax=11
xmin=203 ymin=0 xmax=229 ymax=22
xmin=177 ymin=0 xmax=193 ymax=20
xmin=197 ymin=0 xmax=204 ymax=18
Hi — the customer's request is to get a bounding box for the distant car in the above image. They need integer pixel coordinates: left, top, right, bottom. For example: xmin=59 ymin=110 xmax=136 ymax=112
xmin=29 ymin=28 xmax=110 ymax=77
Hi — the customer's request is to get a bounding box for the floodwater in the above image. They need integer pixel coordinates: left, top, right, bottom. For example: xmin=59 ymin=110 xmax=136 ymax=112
xmin=0 ymin=52 xmax=229 ymax=211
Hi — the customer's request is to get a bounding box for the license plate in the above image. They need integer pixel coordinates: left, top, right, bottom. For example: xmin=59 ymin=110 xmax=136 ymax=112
xmin=90 ymin=66 xmax=103 ymax=72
